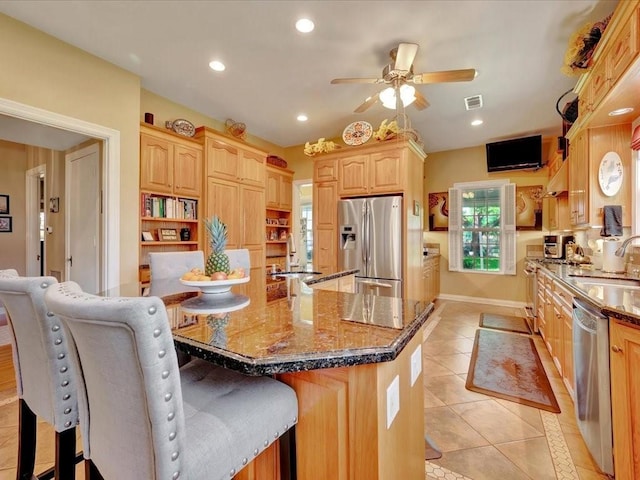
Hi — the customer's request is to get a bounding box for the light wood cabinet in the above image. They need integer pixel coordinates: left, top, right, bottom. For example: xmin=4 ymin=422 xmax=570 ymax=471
xmin=266 ymin=166 xmax=293 ymax=210
xmin=266 ymin=166 xmax=294 ymax=266
xmin=309 ymin=274 xmax=355 ymax=292
xmin=338 ymin=151 xmax=404 ymax=197
xmin=196 ymin=127 xmax=267 ymax=269
xmin=610 ymin=318 xmax=640 ymax=480
xmin=313 ymin=175 xmax=338 ymax=273
xmin=140 ymin=127 xmax=202 ymax=197
xmin=422 ymin=255 xmax=440 ymax=303
xmin=139 ymin=125 xmax=203 ymax=277
xmin=552 ymin=280 xmax=574 ymax=399
xmin=568 ymin=124 xmax=631 ymax=227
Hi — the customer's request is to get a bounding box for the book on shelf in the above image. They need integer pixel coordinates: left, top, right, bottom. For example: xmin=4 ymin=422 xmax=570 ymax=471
xmin=141 ymin=193 xmax=198 ymax=220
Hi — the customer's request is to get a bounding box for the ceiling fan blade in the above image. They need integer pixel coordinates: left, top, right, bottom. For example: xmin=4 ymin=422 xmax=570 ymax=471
xmin=331 ymin=77 xmax=383 ymax=84
xmin=354 ymin=93 xmax=380 ymax=113
xmin=413 ymin=90 xmax=430 ymax=110
xmin=393 ymin=43 xmax=419 ymax=73
xmin=412 ymin=68 xmax=477 ymax=84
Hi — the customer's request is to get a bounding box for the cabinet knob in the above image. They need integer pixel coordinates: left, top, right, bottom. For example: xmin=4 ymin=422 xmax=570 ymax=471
xmin=611 ymin=345 xmax=623 ymax=354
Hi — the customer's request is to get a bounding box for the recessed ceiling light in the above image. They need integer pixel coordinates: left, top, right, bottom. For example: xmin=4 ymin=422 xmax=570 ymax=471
xmin=209 ymin=60 xmax=225 ymax=72
xmin=297 ymin=114 xmax=308 ymax=122
xmin=608 ymin=107 xmax=633 ymax=116
xmin=471 ymin=119 xmax=483 ymax=126
xmin=296 ymin=18 xmax=315 ymax=33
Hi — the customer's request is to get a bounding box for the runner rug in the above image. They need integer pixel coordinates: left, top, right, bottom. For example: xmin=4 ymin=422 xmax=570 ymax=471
xmin=479 ymin=312 xmax=532 ymax=334
xmin=466 ymin=329 xmax=560 ymax=413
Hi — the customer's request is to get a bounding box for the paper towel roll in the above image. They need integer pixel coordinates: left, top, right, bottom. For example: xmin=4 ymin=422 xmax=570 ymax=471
xmin=602 ymin=238 xmax=625 ymax=273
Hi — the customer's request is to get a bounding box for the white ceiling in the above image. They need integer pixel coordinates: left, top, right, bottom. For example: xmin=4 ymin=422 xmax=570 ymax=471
xmin=0 ymin=0 xmax=618 ymax=153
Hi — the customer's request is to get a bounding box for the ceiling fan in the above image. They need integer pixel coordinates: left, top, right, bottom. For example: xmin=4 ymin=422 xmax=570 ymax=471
xmin=331 ymin=42 xmax=477 ymax=113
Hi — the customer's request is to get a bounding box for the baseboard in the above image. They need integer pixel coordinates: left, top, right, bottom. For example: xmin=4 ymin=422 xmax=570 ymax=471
xmin=435 ymin=294 xmax=526 ymax=310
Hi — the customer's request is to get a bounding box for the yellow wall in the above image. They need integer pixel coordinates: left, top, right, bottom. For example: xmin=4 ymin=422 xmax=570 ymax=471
xmin=0 ymin=13 xmax=141 ymax=282
xmin=0 ymin=141 xmax=27 ymax=272
xmin=424 ymin=144 xmax=550 ymax=302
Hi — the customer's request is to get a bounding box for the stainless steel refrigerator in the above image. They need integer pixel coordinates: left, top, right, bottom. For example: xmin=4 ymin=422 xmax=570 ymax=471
xmin=338 ymin=195 xmax=402 ymax=297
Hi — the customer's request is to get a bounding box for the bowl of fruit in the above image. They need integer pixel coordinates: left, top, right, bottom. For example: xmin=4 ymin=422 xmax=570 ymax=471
xmin=179 ymin=267 xmax=249 ymax=294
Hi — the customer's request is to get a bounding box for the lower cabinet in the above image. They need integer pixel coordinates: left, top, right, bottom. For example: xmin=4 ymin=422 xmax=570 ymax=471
xmin=310 ymin=274 xmax=354 ymax=292
xmin=422 ymin=256 xmax=440 ymax=302
xmin=610 ymin=318 xmax=640 ymax=480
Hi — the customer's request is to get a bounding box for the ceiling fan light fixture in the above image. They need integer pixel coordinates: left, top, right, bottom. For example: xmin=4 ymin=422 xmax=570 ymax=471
xmin=380 ymin=84 xmax=416 ymax=110
xmin=209 ymin=60 xmax=226 ymax=72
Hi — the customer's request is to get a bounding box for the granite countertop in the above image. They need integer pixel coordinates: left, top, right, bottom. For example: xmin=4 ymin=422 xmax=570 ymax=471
xmin=167 ymin=268 xmax=434 ymax=376
xmin=534 ymin=261 xmax=640 ymax=327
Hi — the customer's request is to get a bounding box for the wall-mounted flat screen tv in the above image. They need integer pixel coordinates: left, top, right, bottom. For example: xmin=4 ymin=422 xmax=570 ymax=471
xmin=486 ymin=135 xmax=542 ymax=172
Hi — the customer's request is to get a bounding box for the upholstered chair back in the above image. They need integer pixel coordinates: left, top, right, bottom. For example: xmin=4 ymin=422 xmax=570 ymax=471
xmin=225 ymin=248 xmax=251 ymax=271
xmin=0 ymin=269 xmax=79 ymax=432
xmin=149 ymin=250 xmax=205 ymax=280
xmin=44 ymin=280 xmax=186 ymax=479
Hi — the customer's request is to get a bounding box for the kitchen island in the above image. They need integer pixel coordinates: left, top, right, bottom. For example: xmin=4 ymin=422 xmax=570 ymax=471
xmin=148 ymin=268 xmax=433 ymax=480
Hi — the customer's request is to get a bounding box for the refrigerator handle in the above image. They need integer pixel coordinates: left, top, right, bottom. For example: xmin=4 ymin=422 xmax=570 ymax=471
xmin=362 ymin=202 xmax=369 ymax=267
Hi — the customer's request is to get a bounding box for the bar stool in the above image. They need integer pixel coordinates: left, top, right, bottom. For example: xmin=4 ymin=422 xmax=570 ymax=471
xmin=0 ymin=269 xmax=81 ymax=480
xmin=44 ymin=281 xmax=298 ymax=480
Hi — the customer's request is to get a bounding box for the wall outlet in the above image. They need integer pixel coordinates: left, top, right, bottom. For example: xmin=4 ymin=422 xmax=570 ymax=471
xmin=386 ymin=375 xmax=400 ymax=429
xmin=410 ymin=344 xmax=422 ymax=386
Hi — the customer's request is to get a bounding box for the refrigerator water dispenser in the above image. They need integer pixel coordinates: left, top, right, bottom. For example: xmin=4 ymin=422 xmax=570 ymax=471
xmin=341 ymin=226 xmax=357 ymax=250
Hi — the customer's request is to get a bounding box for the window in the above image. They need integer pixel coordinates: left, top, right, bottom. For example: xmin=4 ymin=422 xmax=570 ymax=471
xmin=301 ymin=204 xmax=313 ymax=262
xmin=448 ymin=180 xmax=516 ymax=274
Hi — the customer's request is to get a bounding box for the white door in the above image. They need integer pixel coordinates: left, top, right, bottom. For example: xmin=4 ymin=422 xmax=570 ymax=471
xmin=66 ymin=143 xmax=100 ymax=293
xmin=25 ymin=165 xmax=45 ymax=276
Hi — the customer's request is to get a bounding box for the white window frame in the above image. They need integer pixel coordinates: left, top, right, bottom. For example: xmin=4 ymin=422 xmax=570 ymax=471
xmin=448 ymin=179 xmax=516 ymax=275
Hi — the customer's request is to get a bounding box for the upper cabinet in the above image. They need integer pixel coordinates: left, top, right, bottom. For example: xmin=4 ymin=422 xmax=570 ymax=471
xmin=338 ymin=150 xmax=404 ymax=196
xmin=201 ymin=131 xmax=265 ymax=188
xmin=266 ymin=166 xmax=294 ymax=210
xmin=140 ymin=125 xmax=202 ymax=197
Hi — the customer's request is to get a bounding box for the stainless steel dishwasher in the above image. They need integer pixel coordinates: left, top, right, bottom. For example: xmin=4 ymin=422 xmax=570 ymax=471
xmin=572 ymin=298 xmax=614 ymax=476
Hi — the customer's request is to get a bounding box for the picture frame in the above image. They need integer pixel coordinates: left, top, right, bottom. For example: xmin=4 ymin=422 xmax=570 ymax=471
xmin=0 ymin=217 xmax=12 ymax=233
xmin=141 ymin=231 xmax=155 ymax=241
xmin=158 ymin=228 xmax=178 ymax=241
xmin=515 ymin=185 xmax=543 ymax=231
xmin=428 ymin=192 xmax=449 ymax=231
xmin=0 ymin=195 xmax=8 ymax=215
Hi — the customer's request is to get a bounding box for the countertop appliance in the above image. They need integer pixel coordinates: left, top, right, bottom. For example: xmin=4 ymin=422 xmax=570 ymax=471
xmin=572 ymin=298 xmax=614 ymax=476
xmin=544 ymin=234 xmax=574 ymax=259
xmin=338 ymin=196 xmax=402 ymax=297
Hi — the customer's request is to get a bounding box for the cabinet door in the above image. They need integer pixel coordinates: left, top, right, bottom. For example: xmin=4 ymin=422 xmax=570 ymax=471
xmin=206 ymin=178 xmax=241 ymax=251
xmin=265 ymin=170 xmax=280 ymax=208
xmin=338 ymin=154 xmax=368 ymax=196
xmin=561 ymin=308 xmax=574 ymax=399
xmin=173 ymin=144 xmax=202 ymax=197
xmin=240 ymin=185 xmax=265 ymax=268
xmin=569 ymin=132 xmax=588 ymax=226
xmin=140 ymin=133 xmax=173 ymax=194
xmin=240 ymin=150 xmax=265 ymax=187
xmin=314 ymin=182 xmax=337 ymax=229
xmin=314 ymin=158 xmax=338 ymax=182
xmin=315 ymin=228 xmax=337 ymax=273
xmin=369 ymin=151 xmax=403 ymax=194
xmin=610 ymin=319 xmax=640 ymax=480
xmin=279 ymin=174 xmax=293 ymax=210
xmin=206 ymin=138 xmax=239 ymax=181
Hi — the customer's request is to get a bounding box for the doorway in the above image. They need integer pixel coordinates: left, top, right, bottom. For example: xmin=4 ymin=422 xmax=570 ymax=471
xmin=293 ymin=180 xmax=313 ymax=269
xmin=0 ymin=98 xmax=121 ymax=288
xmin=25 ymin=165 xmax=46 ymax=276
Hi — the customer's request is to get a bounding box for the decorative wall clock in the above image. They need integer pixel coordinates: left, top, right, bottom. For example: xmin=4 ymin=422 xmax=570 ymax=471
xmin=598 ymin=151 xmax=623 ymax=197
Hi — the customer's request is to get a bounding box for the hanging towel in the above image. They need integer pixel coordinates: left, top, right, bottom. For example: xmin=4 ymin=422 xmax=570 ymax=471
xmin=600 ymin=205 xmax=623 ymax=237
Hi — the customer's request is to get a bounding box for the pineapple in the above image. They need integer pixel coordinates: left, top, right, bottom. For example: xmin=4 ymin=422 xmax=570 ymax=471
xmin=204 ymin=215 xmax=230 ymax=275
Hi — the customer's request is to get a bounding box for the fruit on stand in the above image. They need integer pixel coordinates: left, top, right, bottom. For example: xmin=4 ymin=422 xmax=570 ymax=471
xmin=180 ymin=268 xmax=210 ymax=281
xmin=204 ymin=215 xmax=230 ymax=275
xmin=227 ymin=268 xmax=245 ymax=279
xmin=210 ymin=272 xmax=228 ymax=280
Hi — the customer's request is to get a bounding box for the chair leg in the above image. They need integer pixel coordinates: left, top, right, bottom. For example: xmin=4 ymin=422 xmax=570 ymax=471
xmin=84 ymin=459 xmax=104 ymax=480
xmin=278 ymin=426 xmax=297 ymax=480
xmin=17 ymin=399 xmax=36 ymax=480
xmin=54 ymin=428 xmax=77 ymax=480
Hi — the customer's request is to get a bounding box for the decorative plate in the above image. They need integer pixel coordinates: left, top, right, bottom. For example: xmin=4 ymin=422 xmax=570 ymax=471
xmin=598 ymin=151 xmax=623 ymax=197
xmin=179 ymin=276 xmax=250 ymax=294
xmin=342 ymin=121 xmax=373 ymax=146
xmin=169 ymin=119 xmax=196 ymax=137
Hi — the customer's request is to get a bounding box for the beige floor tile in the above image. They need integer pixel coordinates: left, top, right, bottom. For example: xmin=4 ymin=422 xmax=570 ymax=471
xmin=422 ymin=357 xmax=456 ymax=377
xmin=424 ymin=385 xmax=446 ymax=408
xmin=424 ymin=373 xmax=488 ymax=405
xmin=450 ymin=400 xmax=544 ymax=444
xmin=429 ymin=353 xmax=471 ymax=374
xmin=424 ymin=338 xmax=467 ymax=356
xmin=495 ymin=398 xmax=544 ymax=432
xmin=424 ymin=406 xmax=490 ymax=452
xmin=431 ymin=445 xmax=531 ymax=480
xmin=575 ymin=465 xmax=609 ymax=480
xmin=495 ymin=436 xmax=557 ymax=480
xmin=563 ymin=431 xmax=604 ymax=473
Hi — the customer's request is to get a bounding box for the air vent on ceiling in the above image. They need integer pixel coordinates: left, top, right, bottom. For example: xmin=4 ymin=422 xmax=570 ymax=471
xmin=464 ymin=94 xmax=483 ymax=110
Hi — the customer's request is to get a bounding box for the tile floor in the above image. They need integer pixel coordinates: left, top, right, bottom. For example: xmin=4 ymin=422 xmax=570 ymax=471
xmin=423 ymin=300 xmax=609 ymax=480
xmin=0 ymin=300 xmax=610 ymax=480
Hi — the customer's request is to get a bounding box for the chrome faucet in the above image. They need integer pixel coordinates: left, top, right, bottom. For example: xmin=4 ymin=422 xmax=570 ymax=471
xmin=614 ymin=235 xmax=640 ymax=257
xmin=285 ymin=233 xmax=298 ymax=271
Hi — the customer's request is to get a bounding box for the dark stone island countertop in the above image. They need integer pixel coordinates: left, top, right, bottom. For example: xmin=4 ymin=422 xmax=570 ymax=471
xmin=165 ymin=268 xmax=434 ymax=376
xmin=533 ymin=260 xmax=640 ymax=327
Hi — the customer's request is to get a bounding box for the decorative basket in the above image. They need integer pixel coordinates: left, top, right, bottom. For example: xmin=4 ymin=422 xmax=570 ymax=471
xmin=266 ymin=155 xmax=288 ymax=168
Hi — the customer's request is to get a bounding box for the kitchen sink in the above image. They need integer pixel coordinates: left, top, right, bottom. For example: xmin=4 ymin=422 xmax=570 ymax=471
xmin=569 ymin=275 xmax=640 ymax=289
